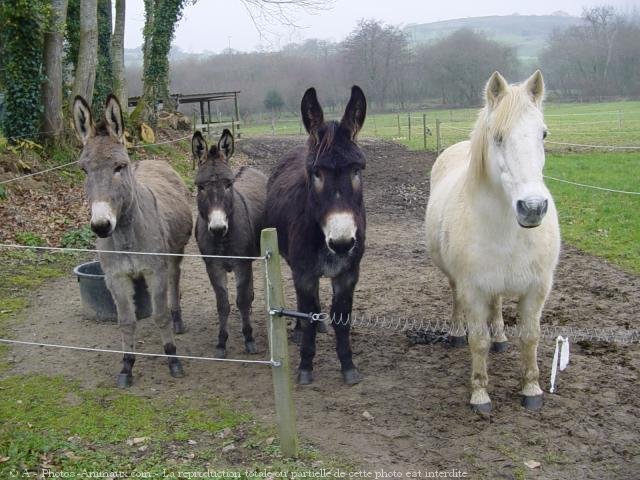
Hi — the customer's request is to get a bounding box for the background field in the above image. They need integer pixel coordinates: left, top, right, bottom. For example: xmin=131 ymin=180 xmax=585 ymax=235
xmin=239 ymin=100 xmax=640 ymax=274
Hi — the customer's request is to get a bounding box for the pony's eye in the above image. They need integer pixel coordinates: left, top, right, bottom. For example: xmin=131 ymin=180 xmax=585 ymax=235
xmin=543 ymin=130 xmax=548 ymax=139
xmin=312 ymin=170 xmax=324 ymax=192
xmin=224 ymin=181 xmax=232 ymax=190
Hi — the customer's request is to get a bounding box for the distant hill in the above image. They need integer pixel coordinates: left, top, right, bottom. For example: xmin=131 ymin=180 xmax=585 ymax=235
xmin=404 ymin=13 xmax=583 ymax=62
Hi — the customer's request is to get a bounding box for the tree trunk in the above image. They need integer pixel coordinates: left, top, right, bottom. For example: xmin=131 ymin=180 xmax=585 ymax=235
xmin=72 ymin=0 xmax=98 ymax=104
xmin=42 ymin=0 xmax=69 ymax=138
xmin=111 ymin=0 xmax=127 ymax=106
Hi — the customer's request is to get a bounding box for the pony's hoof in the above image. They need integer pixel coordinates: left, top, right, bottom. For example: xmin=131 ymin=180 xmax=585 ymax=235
xmin=292 ymin=329 xmax=303 ymax=345
xmin=171 ymin=310 xmax=186 ymax=334
xmin=117 ymin=373 xmax=133 ymax=388
xmin=471 ymin=402 xmax=492 ymax=414
xmin=448 ymin=335 xmax=468 ymax=348
xmin=491 ymin=341 xmax=509 ymax=353
xmin=342 ymin=368 xmax=362 ymax=385
xmin=316 ymin=321 xmax=328 ymax=333
xmin=521 ymin=394 xmax=544 ymax=411
xmin=169 ymin=361 xmax=185 ymax=378
xmin=245 ymin=341 xmax=257 ymax=354
xmin=215 ymin=347 xmax=227 ymax=359
xmin=297 ymin=369 xmax=313 ymax=385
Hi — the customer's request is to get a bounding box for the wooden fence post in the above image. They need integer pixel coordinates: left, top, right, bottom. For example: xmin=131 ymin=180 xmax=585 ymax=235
xmin=397 ymin=114 xmax=401 ymax=137
xmin=436 ymin=118 xmax=442 ymax=155
xmin=423 ymin=113 xmax=427 ymax=151
xmin=260 ymin=228 xmax=298 ymax=458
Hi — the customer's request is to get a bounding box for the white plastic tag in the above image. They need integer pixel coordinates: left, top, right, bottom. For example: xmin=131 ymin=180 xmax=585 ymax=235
xmin=550 ymin=335 xmax=570 ymax=393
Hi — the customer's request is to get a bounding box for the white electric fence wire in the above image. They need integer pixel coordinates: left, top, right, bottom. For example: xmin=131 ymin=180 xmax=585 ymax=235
xmin=0 ymin=135 xmax=191 ymax=185
xmin=0 ymin=338 xmax=276 ymax=365
xmin=0 ymin=160 xmax=80 ymax=185
xmin=543 ymin=176 xmax=640 ymax=195
xmin=0 ymin=243 xmax=266 ymax=261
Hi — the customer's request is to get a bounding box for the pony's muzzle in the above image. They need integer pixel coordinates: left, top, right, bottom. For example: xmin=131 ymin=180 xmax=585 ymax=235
xmin=516 ymin=196 xmax=548 ymax=228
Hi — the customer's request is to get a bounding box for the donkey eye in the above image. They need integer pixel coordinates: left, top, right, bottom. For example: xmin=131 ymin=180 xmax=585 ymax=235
xmin=114 ymin=164 xmax=125 ymax=174
xmin=543 ymin=130 xmax=548 ymax=139
xmin=197 ymin=185 xmax=204 ymax=192
xmin=495 ymin=134 xmax=503 ymax=146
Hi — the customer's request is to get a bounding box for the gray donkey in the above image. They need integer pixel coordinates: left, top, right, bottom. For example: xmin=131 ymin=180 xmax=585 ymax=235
xmin=192 ymin=129 xmax=267 ymax=358
xmin=73 ymin=94 xmax=193 ymax=387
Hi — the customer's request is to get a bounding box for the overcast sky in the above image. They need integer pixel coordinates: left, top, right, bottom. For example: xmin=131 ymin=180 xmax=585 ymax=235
xmin=124 ymin=0 xmax=637 ymax=53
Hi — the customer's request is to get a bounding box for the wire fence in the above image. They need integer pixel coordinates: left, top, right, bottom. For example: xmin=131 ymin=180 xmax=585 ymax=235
xmin=0 ymin=134 xmax=192 ymax=186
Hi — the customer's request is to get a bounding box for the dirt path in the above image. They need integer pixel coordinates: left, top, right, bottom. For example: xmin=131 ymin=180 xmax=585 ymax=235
xmin=6 ymin=137 xmax=640 ymax=478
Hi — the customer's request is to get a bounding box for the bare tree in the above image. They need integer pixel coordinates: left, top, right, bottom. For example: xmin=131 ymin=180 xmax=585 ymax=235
xmin=72 ymin=0 xmax=98 ymax=104
xmin=111 ymin=0 xmax=127 ymax=105
xmin=42 ymin=0 xmax=69 ymax=138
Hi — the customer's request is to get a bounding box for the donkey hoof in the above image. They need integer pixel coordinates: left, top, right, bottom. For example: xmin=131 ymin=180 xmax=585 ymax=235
xmin=471 ymin=402 xmax=492 ymax=414
xmin=215 ymin=347 xmax=227 ymax=359
xmin=169 ymin=361 xmax=185 ymax=378
xmin=522 ymin=394 xmax=544 ymax=411
xmin=117 ymin=373 xmax=133 ymax=388
xmin=342 ymin=368 xmax=362 ymax=385
xmin=316 ymin=321 xmax=328 ymax=334
xmin=297 ymin=369 xmax=313 ymax=385
xmin=448 ymin=335 xmax=468 ymax=348
xmin=491 ymin=341 xmax=509 ymax=353
xmin=292 ymin=329 xmax=303 ymax=345
xmin=171 ymin=310 xmax=186 ymax=334
xmin=245 ymin=341 xmax=258 ymax=354
xmin=173 ymin=320 xmax=186 ymax=334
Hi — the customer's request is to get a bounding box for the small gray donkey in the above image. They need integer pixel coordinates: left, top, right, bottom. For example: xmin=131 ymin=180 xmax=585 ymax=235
xmin=192 ymin=129 xmax=267 ymax=358
xmin=73 ymin=94 xmax=193 ymax=387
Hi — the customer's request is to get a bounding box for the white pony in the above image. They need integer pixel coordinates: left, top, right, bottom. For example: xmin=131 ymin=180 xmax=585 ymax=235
xmin=425 ymin=71 xmax=560 ymax=413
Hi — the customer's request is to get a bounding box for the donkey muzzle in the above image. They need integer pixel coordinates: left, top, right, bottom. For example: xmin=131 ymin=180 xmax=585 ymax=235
xmin=208 ymin=209 xmax=228 ymax=237
xmin=323 ymin=212 xmax=357 ymax=256
xmin=516 ymin=196 xmax=548 ymax=228
xmin=90 ymin=202 xmax=116 ymax=238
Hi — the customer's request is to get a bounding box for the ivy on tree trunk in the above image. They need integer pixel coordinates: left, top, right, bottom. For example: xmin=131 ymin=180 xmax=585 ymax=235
xmin=141 ymin=0 xmax=187 ymax=126
xmin=0 ymin=0 xmax=48 ymax=142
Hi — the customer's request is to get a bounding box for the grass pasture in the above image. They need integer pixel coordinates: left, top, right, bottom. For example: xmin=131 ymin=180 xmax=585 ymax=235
xmin=243 ymin=100 xmax=640 ymax=274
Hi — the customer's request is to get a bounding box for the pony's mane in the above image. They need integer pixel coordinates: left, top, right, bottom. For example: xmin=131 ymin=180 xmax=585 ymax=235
xmin=469 ymin=83 xmax=536 ymax=179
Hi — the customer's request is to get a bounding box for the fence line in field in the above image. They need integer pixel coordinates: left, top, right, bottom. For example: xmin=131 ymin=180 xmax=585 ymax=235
xmin=0 ymin=229 xmax=299 ymax=457
xmin=0 ymin=135 xmax=193 ymax=186
xmin=543 ymin=175 xmax=640 ymax=195
xmin=310 ymin=312 xmax=640 ymax=345
xmin=0 ymin=243 xmax=265 ymax=261
xmin=0 ymin=338 xmax=277 ymax=365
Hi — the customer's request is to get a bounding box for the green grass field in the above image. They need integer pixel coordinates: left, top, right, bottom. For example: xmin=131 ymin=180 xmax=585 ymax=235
xmin=243 ymin=101 xmax=640 ymax=274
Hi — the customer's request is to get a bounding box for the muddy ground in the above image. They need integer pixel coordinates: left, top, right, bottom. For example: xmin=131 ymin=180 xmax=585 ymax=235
xmin=5 ymin=137 xmax=640 ymax=478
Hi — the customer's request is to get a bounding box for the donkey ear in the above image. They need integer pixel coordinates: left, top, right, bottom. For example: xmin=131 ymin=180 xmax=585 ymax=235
xmin=191 ymin=131 xmax=208 ymax=165
xmin=72 ymin=96 xmax=95 ymax=145
xmin=525 ymin=70 xmax=545 ymax=106
xmin=218 ymin=128 xmax=234 ymax=160
xmin=340 ymin=85 xmax=367 ymax=140
xmin=300 ymin=87 xmax=324 ymax=140
xmin=104 ymin=94 xmax=125 ymax=142
xmin=485 ymin=71 xmax=508 ymax=109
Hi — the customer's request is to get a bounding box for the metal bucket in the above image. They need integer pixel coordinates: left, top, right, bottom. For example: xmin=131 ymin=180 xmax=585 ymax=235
xmin=73 ymin=261 xmax=151 ymax=322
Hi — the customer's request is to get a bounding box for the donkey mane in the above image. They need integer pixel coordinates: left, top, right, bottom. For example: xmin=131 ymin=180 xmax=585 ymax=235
xmin=307 ymin=122 xmax=365 ymax=170
xmin=469 ymin=84 xmax=536 ymax=179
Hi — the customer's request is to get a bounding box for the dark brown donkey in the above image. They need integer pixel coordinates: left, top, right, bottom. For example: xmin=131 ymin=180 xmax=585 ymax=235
xmin=266 ymin=86 xmax=367 ymax=385
xmin=193 ymin=129 xmax=268 ymax=358
xmin=72 ymin=95 xmax=193 ymax=387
